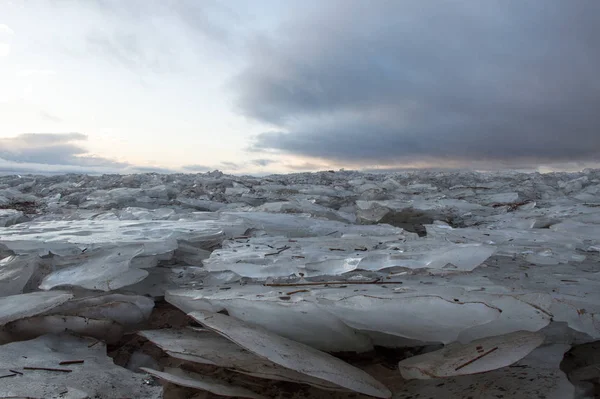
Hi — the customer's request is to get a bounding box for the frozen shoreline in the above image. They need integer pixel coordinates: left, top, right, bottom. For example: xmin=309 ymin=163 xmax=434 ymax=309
xmin=0 ymin=170 xmax=599 ymax=398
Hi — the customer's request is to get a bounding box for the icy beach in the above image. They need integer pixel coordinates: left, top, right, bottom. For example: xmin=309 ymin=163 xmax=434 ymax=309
xmin=0 ymin=169 xmax=599 ymax=398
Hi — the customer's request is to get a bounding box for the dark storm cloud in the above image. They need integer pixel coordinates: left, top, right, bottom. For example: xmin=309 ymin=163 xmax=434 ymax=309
xmin=234 ymin=0 xmax=600 ymax=166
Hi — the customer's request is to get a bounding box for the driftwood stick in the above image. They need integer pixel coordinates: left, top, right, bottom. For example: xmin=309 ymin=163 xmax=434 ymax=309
xmin=59 ymin=360 xmax=84 ymax=366
xmin=285 ymin=289 xmax=310 ymax=295
xmin=23 ymin=366 xmax=72 ymax=373
xmin=264 ymin=280 xmax=403 ymax=287
xmin=265 ymin=245 xmax=291 ymax=256
xmin=454 ymin=347 xmax=499 ymax=371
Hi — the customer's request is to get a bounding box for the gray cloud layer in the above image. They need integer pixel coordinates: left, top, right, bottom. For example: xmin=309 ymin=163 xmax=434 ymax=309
xmin=234 ymin=1 xmax=600 ymax=167
xmin=0 ymin=133 xmax=176 ymax=174
xmin=0 ymin=133 xmax=128 ymax=168
xmin=182 ymin=164 xmax=213 ymax=172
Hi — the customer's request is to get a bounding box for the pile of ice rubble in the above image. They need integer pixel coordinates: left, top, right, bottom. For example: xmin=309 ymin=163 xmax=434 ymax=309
xmin=0 ymin=169 xmax=599 ymax=398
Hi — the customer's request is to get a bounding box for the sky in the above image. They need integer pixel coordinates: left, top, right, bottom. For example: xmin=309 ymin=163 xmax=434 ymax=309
xmin=1 ymin=0 xmax=599 ymax=175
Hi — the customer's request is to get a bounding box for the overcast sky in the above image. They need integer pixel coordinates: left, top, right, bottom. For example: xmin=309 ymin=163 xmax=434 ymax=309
xmin=1 ymin=1 xmax=599 ymax=174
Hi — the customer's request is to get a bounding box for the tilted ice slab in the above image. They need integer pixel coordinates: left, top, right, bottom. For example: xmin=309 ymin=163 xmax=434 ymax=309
xmin=0 ymin=218 xmax=247 ymax=256
xmin=0 ymin=209 xmax=24 ymax=227
xmin=550 ymin=220 xmax=600 ymax=242
xmin=40 ymin=245 xmax=147 ymax=291
xmin=123 ymin=265 xmax=226 ymax=298
xmin=139 ymin=328 xmax=343 ymax=390
xmin=0 ymin=291 xmax=73 ymax=325
xmin=0 ymin=333 xmax=162 ymax=398
xmin=456 ymin=293 xmax=553 ymax=343
xmin=316 ymin=292 xmax=500 ymax=344
xmin=222 ymin=211 xmax=404 ymax=238
xmin=223 ymin=297 xmax=372 ymax=353
xmin=42 ymin=292 xmax=155 ymax=327
xmin=356 ymin=198 xmax=485 ymax=215
xmin=398 ymin=331 xmax=545 ymax=379
xmin=189 ymin=310 xmax=392 ymax=398
xmin=0 ymin=217 xmax=248 ymax=293
xmin=167 ymin=284 xmax=504 ymax=348
xmin=117 ymin=206 xmax=178 ymax=220
xmin=426 ymin=224 xmax=588 ymax=265
xmin=0 ymin=255 xmax=37 ymax=297
xmin=142 ymin=367 xmax=266 ymax=399
xmin=203 ymin=235 xmax=495 ymax=278
xmin=521 ymin=291 xmax=600 ymax=340
xmin=166 ymin=288 xmax=373 ymax=352
xmin=253 ymin=199 xmax=355 ymax=223
xmin=3 ymin=315 xmax=124 ymax=344
xmin=396 ymin=344 xmax=574 ymax=399
xmin=167 ymin=261 xmax=595 ymax=349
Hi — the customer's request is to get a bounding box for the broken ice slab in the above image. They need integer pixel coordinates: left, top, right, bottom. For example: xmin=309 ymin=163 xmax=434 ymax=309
xmin=79 ymin=187 xmax=158 ymax=209
xmin=199 ymin=297 xmax=374 ymax=353
xmin=0 ymin=217 xmax=248 ymax=256
xmin=169 ymin=282 xmax=548 ymax=348
xmin=0 ymin=209 xmax=24 ymax=227
xmin=456 ymin=294 xmax=552 ymax=343
xmin=548 ymin=294 xmax=600 ymax=340
xmin=398 ymin=331 xmax=544 ymax=379
xmin=123 ymin=265 xmax=216 ymax=298
xmin=0 ymin=333 xmax=162 ymax=398
xmin=39 ymin=245 xmax=147 ymax=291
xmin=242 ymin=297 xmax=377 ymax=351
xmin=189 ymin=310 xmax=392 ymax=398
xmin=0 ymin=187 xmax=39 ymax=204
xmin=0 ymin=255 xmax=37 ymax=297
xmin=3 ymin=315 xmax=124 ymax=344
xmin=425 ymin=224 xmax=588 ymax=265
xmin=356 ymin=198 xmax=484 ymax=217
xmin=139 ymin=328 xmax=343 ymax=391
xmin=316 ymin=292 xmax=500 ymax=345
xmin=253 ymin=199 xmax=355 ymax=223
xmin=42 ymin=292 xmax=154 ymax=327
xmin=395 ymin=344 xmax=574 ymax=399
xmin=177 ymin=197 xmax=227 ymax=212
xmin=255 ymin=183 xmax=353 ymax=198
xmin=0 ymin=291 xmax=73 ymax=325
xmin=203 ymin=236 xmax=495 ymax=278
xmin=142 ymin=367 xmax=266 ymax=398
xmin=117 ymin=207 xmax=177 ymax=220
xmin=475 ymin=192 xmax=520 ymax=206
xmin=225 ymin=186 xmax=251 ymax=196
xmin=355 ymin=242 xmax=495 ymax=272
xmin=222 ymin=211 xmax=404 ymax=238
xmin=573 ymin=183 xmax=600 ymax=203
xmin=550 ymin=220 xmax=600 ymax=242
xmin=488 ymin=263 xmax=600 ymax=340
